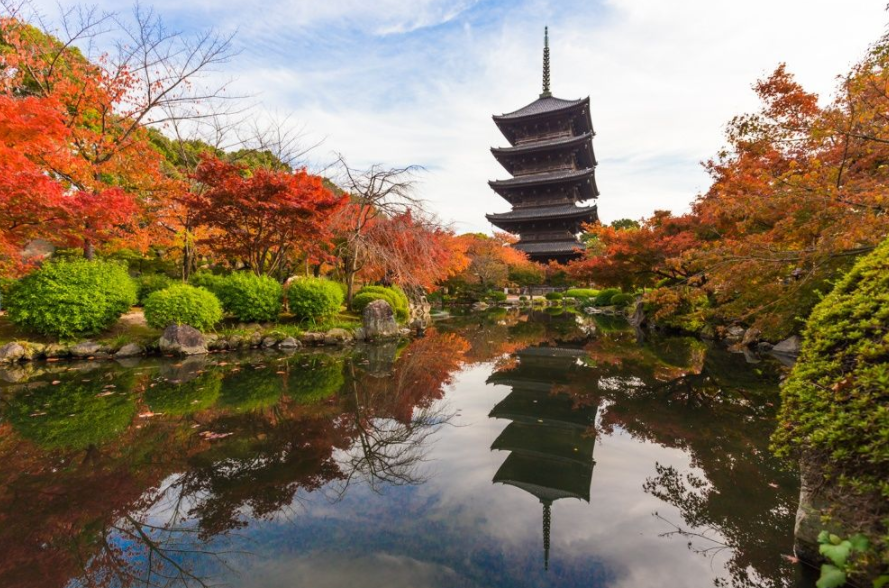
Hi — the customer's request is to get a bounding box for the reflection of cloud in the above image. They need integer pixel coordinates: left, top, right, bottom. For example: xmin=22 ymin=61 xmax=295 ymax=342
xmin=241 ymin=552 xmax=475 ymax=588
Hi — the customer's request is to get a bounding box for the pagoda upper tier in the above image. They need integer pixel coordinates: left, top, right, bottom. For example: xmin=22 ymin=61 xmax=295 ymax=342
xmin=485 ymin=28 xmax=599 ymax=264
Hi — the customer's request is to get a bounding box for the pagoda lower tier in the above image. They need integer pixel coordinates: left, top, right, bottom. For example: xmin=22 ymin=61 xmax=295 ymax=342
xmin=486 ymin=203 xmax=597 ymax=264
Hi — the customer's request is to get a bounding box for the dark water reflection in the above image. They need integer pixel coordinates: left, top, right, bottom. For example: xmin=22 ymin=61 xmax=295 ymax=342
xmin=0 ymin=309 xmax=816 ymax=588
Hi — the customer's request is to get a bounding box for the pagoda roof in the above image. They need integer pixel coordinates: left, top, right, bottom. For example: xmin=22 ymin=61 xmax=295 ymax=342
xmin=513 ymin=240 xmax=585 ymax=255
xmin=494 ymin=96 xmax=587 ymax=121
xmin=492 ymin=422 xmax=596 ymax=466
xmin=486 ymin=204 xmax=596 ymax=225
xmin=489 ymin=167 xmax=594 ymax=194
xmin=493 ymin=452 xmax=593 ymax=503
xmin=491 ymin=133 xmax=593 ymax=155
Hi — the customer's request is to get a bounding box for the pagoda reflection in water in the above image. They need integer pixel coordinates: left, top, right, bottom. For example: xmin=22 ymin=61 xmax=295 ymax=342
xmin=487 ymin=345 xmax=598 ymax=570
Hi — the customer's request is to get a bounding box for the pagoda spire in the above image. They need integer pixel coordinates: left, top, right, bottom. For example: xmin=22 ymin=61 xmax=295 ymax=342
xmin=540 ymin=26 xmax=552 ymax=98
xmin=543 ymin=500 xmax=552 ymax=570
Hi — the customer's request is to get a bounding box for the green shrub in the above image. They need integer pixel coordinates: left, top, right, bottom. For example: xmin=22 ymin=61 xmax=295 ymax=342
xmin=287 ymin=277 xmax=343 ymax=322
xmin=136 ymin=274 xmax=173 ymax=305
xmin=594 ymin=288 xmax=622 ymax=306
xmin=519 ymin=295 xmax=528 ymax=301
xmin=216 ymin=272 xmax=283 ymax=322
xmin=354 ymin=285 xmax=409 ymax=322
xmin=610 ymin=293 xmax=635 ymax=307
xmin=565 ymin=288 xmax=599 ymax=299
xmin=0 ymin=276 xmax=16 ymax=311
xmin=189 ymin=271 xmax=226 ymax=296
xmin=488 ymin=291 xmax=507 ymax=302
xmin=545 ymin=292 xmax=563 ymax=301
xmin=146 ymin=373 xmax=222 ymax=415
xmin=143 ymin=284 xmax=222 ymax=331
xmin=6 ymin=259 xmax=137 ymax=339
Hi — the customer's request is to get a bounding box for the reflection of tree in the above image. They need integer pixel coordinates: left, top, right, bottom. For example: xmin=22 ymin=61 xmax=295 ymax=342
xmin=335 ymin=330 xmax=467 ymax=492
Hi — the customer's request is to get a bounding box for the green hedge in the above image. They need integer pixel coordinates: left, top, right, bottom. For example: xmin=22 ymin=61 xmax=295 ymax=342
xmin=6 ymin=259 xmax=137 ymax=339
xmin=136 ymin=274 xmax=173 ymax=305
xmin=595 ymin=288 xmax=622 ymax=306
xmin=217 ymin=272 xmax=283 ymax=322
xmin=353 ymin=285 xmax=409 ymax=322
xmin=565 ymin=288 xmax=599 ymax=299
xmin=611 ymin=293 xmax=635 ymax=307
xmin=287 ymin=277 xmax=343 ymax=322
xmin=189 ymin=271 xmax=226 ymax=296
xmin=143 ymin=284 xmax=223 ymax=331
xmin=488 ymin=291 xmax=507 ymax=302
xmin=773 ymin=238 xmax=889 ymax=500
xmin=545 ymin=292 xmax=563 ymax=301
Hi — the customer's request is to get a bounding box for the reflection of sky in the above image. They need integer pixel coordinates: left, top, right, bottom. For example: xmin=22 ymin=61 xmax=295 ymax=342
xmin=107 ymin=359 xmax=774 ymax=588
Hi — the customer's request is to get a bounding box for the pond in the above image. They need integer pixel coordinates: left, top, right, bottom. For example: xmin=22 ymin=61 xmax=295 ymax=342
xmin=0 ymin=309 xmax=818 ymax=588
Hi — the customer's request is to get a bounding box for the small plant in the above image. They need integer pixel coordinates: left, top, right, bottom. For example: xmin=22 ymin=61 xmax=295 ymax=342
xmin=143 ymin=284 xmax=223 ymax=331
xmin=519 ymin=295 xmax=527 ymax=301
xmin=488 ymin=290 xmax=507 ymax=302
xmin=6 ymin=259 xmax=137 ymax=339
xmin=545 ymin=292 xmax=563 ymax=301
xmin=814 ymin=531 xmax=888 ymax=588
xmin=216 ymin=272 xmax=283 ymax=322
xmin=287 ymin=277 xmax=344 ymax=322
xmin=136 ymin=274 xmax=173 ymax=305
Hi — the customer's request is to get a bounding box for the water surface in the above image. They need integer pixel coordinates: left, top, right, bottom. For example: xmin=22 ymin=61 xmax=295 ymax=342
xmin=0 ymin=309 xmax=816 ymax=588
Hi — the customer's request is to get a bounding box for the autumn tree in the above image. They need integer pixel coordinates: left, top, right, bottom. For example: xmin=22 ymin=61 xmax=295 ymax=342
xmin=186 ymin=156 xmax=346 ymax=277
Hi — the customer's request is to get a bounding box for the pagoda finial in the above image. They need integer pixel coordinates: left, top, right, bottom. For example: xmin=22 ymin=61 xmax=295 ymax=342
xmin=541 ymin=26 xmax=552 ymax=98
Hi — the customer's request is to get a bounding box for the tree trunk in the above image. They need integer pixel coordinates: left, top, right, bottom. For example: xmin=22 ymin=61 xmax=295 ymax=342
xmin=83 ymin=238 xmax=95 ymax=260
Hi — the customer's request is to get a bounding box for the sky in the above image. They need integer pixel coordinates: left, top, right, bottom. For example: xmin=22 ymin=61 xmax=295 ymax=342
xmin=22 ymin=0 xmax=889 ymax=233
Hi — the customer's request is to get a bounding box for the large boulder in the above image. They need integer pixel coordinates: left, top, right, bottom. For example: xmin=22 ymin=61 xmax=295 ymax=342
xmin=362 ymin=299 xmax=398 ymax=340
xmin=159 ymin=324 xmax=207 ymax=356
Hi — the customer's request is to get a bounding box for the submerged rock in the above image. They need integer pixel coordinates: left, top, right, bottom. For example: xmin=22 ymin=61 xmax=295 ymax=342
xmin=158 ymin=324 xmax=207 ymax=356
xmin=772 ymin=335 xmax=802 ymax=355
xmin=362 ymin=299 xmax=398 ymax=341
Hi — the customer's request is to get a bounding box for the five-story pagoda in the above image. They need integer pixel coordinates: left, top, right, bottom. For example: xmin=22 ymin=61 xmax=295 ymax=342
xmin=486 ymin=28 xmax=599 ymax=264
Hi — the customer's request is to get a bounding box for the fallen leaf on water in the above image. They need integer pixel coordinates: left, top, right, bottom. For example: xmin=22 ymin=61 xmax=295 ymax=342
xmin=95 ymin=391 xmax=115 ymax=397
xmin=200 ymin=431 xmax=233 ymax=440
xmin=781 ymin=554 xmax=799 ymax=564
xmin=29 ymin=412 xmax=47 ymax=417
xmin=137 ymin=412 xmax=163 ymax=418
xmin=51 ymin=380 xmax=61 ymax=385
xmin=276 ymin=371 xmax=286 ymax=374
xmin=768 ymin=482 xmax=779 ymax=489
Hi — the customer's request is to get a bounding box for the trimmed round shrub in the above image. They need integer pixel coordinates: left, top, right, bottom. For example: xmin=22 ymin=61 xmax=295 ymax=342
xmin=136 ymin=273 xmax=173 ymax=305
xmin=545 ymin=292 xmax=563 ymax=301
xmin=565 ymin=288 xmax=599 ymax=299
xmin=6 ymin=259 xmax=137 ymax=339
xmin=287 ymin=277 xmax=343 ymax=322
xmin=216 ymin=272 xmax=283 ymax=322
xmin=594 ymin=288 xmax=622 ymax=306
xmin=354 ymin=285 xmax=409 ymax=322
xmin=143 ymin=284 xmax=222 ymax=331
xmin=610 ymin=293 xmax=635 ymax=307
xmin=488 ymin=290 xmax=507 ymax=302
xmin=189 ymin=271 xmax=226 ymax=296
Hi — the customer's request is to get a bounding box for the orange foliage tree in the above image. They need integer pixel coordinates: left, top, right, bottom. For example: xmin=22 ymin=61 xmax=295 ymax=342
xmin=186 ymin=156 xmax=347 ymax=277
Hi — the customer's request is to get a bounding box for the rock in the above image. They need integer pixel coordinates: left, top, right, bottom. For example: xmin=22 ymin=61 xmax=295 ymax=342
xmin=301 ymin=332 xmax=324 ymax=345
xmin=353 ymin=327 xmax=367 ymax=341
xmin=278 ymin=337 xmax=300 ymax=349
xmin=323 ymin=328 xmax=353 ymax=345
xmin=158 ymin=324 xmax=207 ymax=356
xmin=43 ymin=343 xmax=69 ymax=359
xmin=627 ymin=300 xmax=646 ymax=328
xmin=0 ymin=342 xmax=26 ymax=363
xmin=115 ymin=343 xmax=144 ymax=358
xmin=261 ymin=336 xmax=277 ymax=348
xmin=723 ymin=326 xmax=745 ymax=343
xmin=472 ymin=301 xmax=489 ymax=311
xmin=408 ymin=296 xmax=432 ymax=328
xmin=70 ymin=341 xmax=103 ymax=358
xmin=741 ymin=327 xmax=761 ymax=347
xmin=772 ymin=335 xmax=802 ymax=355
xmin=398 ymin=327 xmax=411 ymax=337
xmin=362 ymin=299 xmax=398 ymax=340
xmin=756 ymin=341 xmax=774 ymax=353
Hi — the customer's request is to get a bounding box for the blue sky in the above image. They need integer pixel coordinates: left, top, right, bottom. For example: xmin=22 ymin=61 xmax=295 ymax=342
xmin=23 ymin=0 xmax=889 ymax=233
